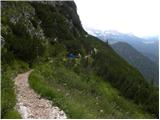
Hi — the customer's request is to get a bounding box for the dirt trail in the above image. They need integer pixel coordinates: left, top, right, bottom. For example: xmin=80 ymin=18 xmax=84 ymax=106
xmin=14 ymin=71 xmax=67 ymax=119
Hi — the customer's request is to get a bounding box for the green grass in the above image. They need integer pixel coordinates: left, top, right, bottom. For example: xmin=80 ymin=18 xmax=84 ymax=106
xmin=3 ymin=109 xmax=22 ymax=119
xmin=29 ymin=62 xmax=154 ymax=118
xmin=2 ymin=1 xmax=158 ymax=118
xmin=1 ymin=60 xmax=29 ymax=119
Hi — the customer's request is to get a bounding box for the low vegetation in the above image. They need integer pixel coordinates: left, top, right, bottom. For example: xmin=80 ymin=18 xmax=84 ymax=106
xmin=1 ymin=60 xmax=29 ymax=118
xmin=29 ymin=61 xmax=153 ymax=118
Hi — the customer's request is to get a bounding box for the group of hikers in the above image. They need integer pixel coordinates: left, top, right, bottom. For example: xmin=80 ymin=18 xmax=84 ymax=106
xmin=52 ymin=36 xmax=98 ymax=67
xmin=63 ymin=47 xmax=98 ymax=67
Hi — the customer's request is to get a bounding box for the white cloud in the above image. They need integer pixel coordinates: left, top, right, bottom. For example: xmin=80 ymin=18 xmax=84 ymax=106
xmin=74 ymin=0 xmax=160 ymax=37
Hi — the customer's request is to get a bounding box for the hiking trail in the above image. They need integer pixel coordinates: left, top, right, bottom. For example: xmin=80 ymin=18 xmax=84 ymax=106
xmin=14 ymin=71 xmax=67 ymax=119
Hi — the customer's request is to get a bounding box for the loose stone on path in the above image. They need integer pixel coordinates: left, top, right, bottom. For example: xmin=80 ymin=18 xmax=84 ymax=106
xmin=14 ymin=71 xmax=67 ymax=119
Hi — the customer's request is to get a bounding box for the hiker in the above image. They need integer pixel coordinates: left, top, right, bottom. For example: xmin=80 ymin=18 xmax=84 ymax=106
xmin=78 ymin=53 xmax=81 ymax=58
xmin=67 ymin=53 xmax=76 ymax=59
xmin=84 ymin=55 xmax=93 ymax=66
xmin=93 ymin=48 xmax=98 ymax=55
xmin=66 ymin=53 xmax=76 ymax=67
xmin=54 ymin=37 xmax=58 ymax=42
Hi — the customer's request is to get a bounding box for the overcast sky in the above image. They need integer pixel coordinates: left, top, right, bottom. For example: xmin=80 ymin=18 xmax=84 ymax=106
xmin=74 ymin=0 xmax=160 ymax=37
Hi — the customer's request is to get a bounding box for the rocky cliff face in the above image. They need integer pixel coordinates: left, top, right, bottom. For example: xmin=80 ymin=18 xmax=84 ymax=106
xmin=2 ymin=1 xmax=84 ymax=45
xmin=1 ymin=1 xmax=87 ymax=63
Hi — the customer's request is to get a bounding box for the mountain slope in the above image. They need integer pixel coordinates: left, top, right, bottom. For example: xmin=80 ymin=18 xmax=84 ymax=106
xmin=111 ymin=42 xmax=159 ymax=85
xmin=29 ymin=62 xmax=153 ymax=118
xmin=1 ymin=1 xmax=159 ymax=118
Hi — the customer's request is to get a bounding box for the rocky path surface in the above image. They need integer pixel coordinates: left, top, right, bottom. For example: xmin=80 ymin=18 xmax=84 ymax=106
xmin=14 ymin=71 xmax=67 ymax=119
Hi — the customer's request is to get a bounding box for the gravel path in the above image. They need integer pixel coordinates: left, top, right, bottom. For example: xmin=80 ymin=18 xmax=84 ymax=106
xmin=14 ymin=71 xmax=67 ymax=119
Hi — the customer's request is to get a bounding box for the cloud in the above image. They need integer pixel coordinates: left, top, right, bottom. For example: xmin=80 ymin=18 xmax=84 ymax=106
xmin=74 ymin=0 xmax=160 ymax=37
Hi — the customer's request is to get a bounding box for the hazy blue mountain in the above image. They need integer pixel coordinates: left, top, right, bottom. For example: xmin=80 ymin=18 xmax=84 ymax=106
xmin=141 ymin=36 xmax=159 ymax=65
xmin=85 ymin=28 xmax=159 ymax=65
xmin=111 ymin=42 xmax=159 ymax=86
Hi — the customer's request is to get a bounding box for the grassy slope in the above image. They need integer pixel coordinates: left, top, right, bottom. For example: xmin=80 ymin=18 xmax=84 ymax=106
xmin=29 ymin=61 xmax=153 ymax=118
xmin=1 ymin=60 xmax=29 ymax=118
xmin=2 ymin=1 xmax=158 ymax=118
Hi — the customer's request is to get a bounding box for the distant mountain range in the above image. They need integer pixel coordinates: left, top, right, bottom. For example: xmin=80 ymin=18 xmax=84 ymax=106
xmin=85 ymin=28 xmax=159 ymax=65
xmin=111 ymin=42 xmax=159 ymax=86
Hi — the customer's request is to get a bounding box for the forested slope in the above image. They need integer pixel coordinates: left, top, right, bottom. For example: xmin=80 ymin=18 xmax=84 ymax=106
xmin=111 ymin=42 xmax=159 ymax=86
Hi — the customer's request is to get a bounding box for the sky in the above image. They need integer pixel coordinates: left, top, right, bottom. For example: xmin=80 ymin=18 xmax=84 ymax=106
xmin=74 ymin=0 xmax=160 ymax=37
